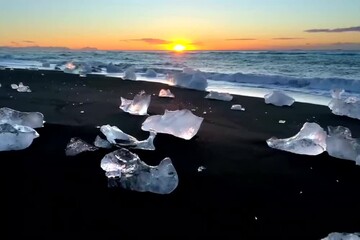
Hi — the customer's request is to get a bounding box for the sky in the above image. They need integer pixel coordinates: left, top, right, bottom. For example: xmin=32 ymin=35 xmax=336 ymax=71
xmin=0 ymin=0 xmax=359 ymax=50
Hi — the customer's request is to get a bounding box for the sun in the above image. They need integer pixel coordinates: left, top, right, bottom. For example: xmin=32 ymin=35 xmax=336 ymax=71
xmin=173 ymin=44 xmax=186 ymax=52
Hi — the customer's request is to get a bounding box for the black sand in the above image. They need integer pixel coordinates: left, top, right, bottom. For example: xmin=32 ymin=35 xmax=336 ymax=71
xmin=2 ymin=69 xmax=360 ymax=239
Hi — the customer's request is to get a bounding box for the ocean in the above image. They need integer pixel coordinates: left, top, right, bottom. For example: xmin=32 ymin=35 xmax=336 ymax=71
xmin=1 ymin=48 xmax=359 ymax=105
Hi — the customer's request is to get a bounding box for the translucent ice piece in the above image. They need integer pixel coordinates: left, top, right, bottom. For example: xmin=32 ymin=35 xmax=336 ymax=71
xmin=0 ymin=123 xmax=39 ymax=151
xmin=205 ymin=91 xmax=233 ymax=101
xmin=321 ymin=232 xmax=360 ymax=240
xmin=266 ymin=122 xmax=327 ymax=155
xmin=120 ymin=91 xmax=151 ymax=116
xmin=231 ymin=104 xmax=245 ymax=111
xmin=11 ymin=84 xmax=18 ymax=89
xmin=328 ymin=89 xmax=360 ymax=120
xmin=124 ymin=66 xmax=137 ymax=80
xmin=170 ymin=69 xmax=208 ymax=90
xmin=264 ymin=91 xmax=295 ymax=106
xmin=159 ymin=89 xmax=175 ymax=98
xmin=144 ymin=69 xmax=157 ymax=78
xmin=65 ymin=137 xmax=98 ymax=156
xmin=17 ymin=82 xmax=31 ymax=92
xmin=100 ymin=148 xmax=178 ymax=194
xmin=0 ymin=107 xmax=44 ymax=128
xmin=326 ymin=126 xmax=360 ymax=165
xmin=94 ymin=135 xmax=112 ymax=149
xmin=141 ymin=109 xmax=203 ymax=140
xmin=100 ymin=124 xmax=156 ymax=150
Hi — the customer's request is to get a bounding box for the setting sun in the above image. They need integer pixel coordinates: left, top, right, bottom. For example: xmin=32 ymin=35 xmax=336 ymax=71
xmin=173 ymin=44 xmax=186 ymax=52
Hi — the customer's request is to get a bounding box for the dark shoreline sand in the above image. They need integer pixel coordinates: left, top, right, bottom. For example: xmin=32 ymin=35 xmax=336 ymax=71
xmin=2 ymin=69 xmax=360 ymax=238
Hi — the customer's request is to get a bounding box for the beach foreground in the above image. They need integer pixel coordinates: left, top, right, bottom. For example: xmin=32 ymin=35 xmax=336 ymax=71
xmin=3 ymin=69 xmax=360 ymax=238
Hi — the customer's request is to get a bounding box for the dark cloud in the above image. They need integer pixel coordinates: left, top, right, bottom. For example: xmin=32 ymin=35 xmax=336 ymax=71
xmin=121 ymin=38 xmax=172 ymax=45
xmin=305 ymin=26 xmax=360 ymax=33
xmin=23 ymin=40 xmax=35 ymax=44
xmin=226 ymin=38 xmax=257 ymax=41
xmin=10 ymin=41 xmax=20 ymax=46
xmin=272 ymin=37 xmax=304 ymax=40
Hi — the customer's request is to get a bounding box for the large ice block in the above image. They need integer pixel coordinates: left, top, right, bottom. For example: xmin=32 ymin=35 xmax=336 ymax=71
xmin=141 ymin=109 xmax=203 ymax=140
xmin=0 ymin=123 xmax=39 ymax=151
xmin=100 ymin=148 xmax=178 ymax=194
xmin=264 ymin=91 xmax=295 ymax=106
xmin=159 ymin=89 xmax=175 ymax=98
xmin=266 ymin=122 xmax=327 ymax=155
xmin=120 ymin=91 xmax=151 ymax=116
xmin=170 ymin=69 xmax=208 ymax=90
xmin=100 ymin=124 xmax=156 ymax=150
xmin=328 ymin=89 xmax=360 ymax=120
xmin=144 ymin=69 xmax=157 ymax=78
xmin=326 ymin=126 xmax=360 ymax=165
xmin=205 ymin=91 xmax=233 ymax=101
xmin=321 ymin=232 xmax=360 ymax=240
xmin=0 ymin=107 xmax=44 ymax=128
xmin=65 ymin=137 xmax=98 ymax=156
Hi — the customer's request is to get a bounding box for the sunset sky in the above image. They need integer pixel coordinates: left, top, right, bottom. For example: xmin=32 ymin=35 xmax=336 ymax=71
xmin=1 ymin=0 xmax=359 ymax=50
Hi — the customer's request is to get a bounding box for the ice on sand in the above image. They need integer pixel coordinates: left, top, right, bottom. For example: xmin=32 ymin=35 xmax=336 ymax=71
xmin=231 ymin=104 xmax=245 ymax=111
xmin=0 ymin=123 xmax=39 ymax=151
xmin=144 ymin=69 xmax=157 ymax=78
xmin=266 ymin=122 xmax=327 ymax=155
xmin=159 ymin=89 xmax=175 ymax=98
xmin=321 ymin=232 xmax=360 ymax=240
xmin=94 ymin=135 xmax=112 ymax=149
xmin=0 ymin=107 xmax=44 ymax=128
xmin=264 ymin=91 xmax=295 ymax=106
xmin=328 ymin=89 xmax=360 ymax=120
xmin=65 ymin=137 xmax=98 ymax=156
xmin=141 ymin=109 xmax=203 ymax=140
xmin=11 ymin=82 xmax=31 ymax=92
xmin=120 ymin=91 xmax=151 ymax=116
xmin=326 ymin=126 xmax=360 ymax=165
xmin=205 ymin=91 xmax=233 ymax=101
xmin=100 ymin=148 xmax=178 ymax=194
xmin=100 ymin=124 xmax=156 ymax=150
xmin=124 ymin=66 xmax=137 ymax=80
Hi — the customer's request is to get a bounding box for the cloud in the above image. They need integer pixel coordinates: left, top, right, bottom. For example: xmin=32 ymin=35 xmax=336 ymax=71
xmin=272 ymin=37 xmax=304 ymax=40
xmin=121 ymin=38 xmax=172 ymax=45
xmin=226 ymin=38 xmax=257 ymax=41
xmin=23 ymin=40 xmax=35 ymax=44
xmin=305 ymin=26 xmax=360 ymax=33
xmin=10 ymin=41 xmax=20 ymax=46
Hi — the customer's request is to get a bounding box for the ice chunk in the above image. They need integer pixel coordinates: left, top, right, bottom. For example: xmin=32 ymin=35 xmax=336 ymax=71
xmin=264 ymin=91 xmax=295 ymax=106
xmin=278 ymin=120 xmax=286 ymax=124
xmin=100 ymin=148 xmax=178 ymax=194
xmin=11 ymin=84 xmax=18 ymax=89
xmin=144 ymin=69 xmax=157 ymax=78
xmin=0 ymin=107 xmax=44 ymax=128
xmin=331 ymin=89 xmax=345 ymax=99
xmin=328 ymin=90 xmax=360 ymax=120
xmin=94 ymin=135 xmax=112 ymax=149
xmin=266 ymin=122 xmax=327 ymax=155
xmin=105 ymin=63 xmax=122 ymax=73
xmin=0 ymin=123 xmax=39 ymax=151
xmin=42 ymin=62 xmax=50 ymax=68
xmin=205 ymin=91 xmax=233 ymax=101
xmin=231 ymin=104 xmax=245 ymax=111
xmin=321 ymin=232 xmax=360 ymax=240
xmin=326 ymin=126 xmax=360 ymax=165
xmin=159 ymin=89 xmax=175 ymax=98
xmin=141 ymin=109 xmax=203 ymax=140
xmin=170 ymin=69 xmax=208 ymax=91
xmin=124 ymin=66 xmax=137 ymax=80
xmin=16 ymin=82 xmax=31 ymax=92
xmin=65 ymin=137 xmax=98 ymax=156
xmin=100 ymin=124 xmax=156 ymax=150
xmin=197 ymin=166 xmax=206 ymax=172
xmin=120 ymin=91 xmax=151 ymax=116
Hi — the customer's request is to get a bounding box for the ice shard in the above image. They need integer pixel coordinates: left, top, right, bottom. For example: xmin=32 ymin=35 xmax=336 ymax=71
xmin=141 ymin=109 xmax=203 ymax=140
xmin=120 ymin=91 xmax=151 ymax=116
xmin=328 ymin=89 xmax=360 ymax=120
xmin=159 ymin=89 xmax=175 ymax=98
xmin=100 ymin=148 xmax=178 ymax=194
xmin=266 ymin=122 xmax=327 ymax=155
xmin=65 ymin=137 xmax=98 ymax=156
xmin=0 ymin=123 xmax=39 ymax=151
xmin=326 ymin=126 xmax=360 ymax=165
xmin=264 ymin=91 xmax=295 ymax=107
xmin=124 ymin=66 xmax=137 ymax=80
xmin=100 ymin=124 xmax=156 ymax=150
xmin=0 ymin=107 xmax=44 ymax=128
xmin=231 ymin=104 xmax=245 ymax=111
xmin=94 ymin=135 xmax=112 ymax=149
xmin=321 ymin=232 xmax=360 ymax=240
xmin=205 ymin=91 xmax=233 ymax=101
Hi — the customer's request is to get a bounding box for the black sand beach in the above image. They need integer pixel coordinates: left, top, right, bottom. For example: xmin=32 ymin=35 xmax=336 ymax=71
xmin=2 ymin=69 xmax=360 ymax=238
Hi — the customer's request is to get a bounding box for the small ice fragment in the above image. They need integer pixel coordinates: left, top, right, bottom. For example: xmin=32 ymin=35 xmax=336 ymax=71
xmin=0 ymin=107 xmax=44 ymax=128
xmin=231 ymin=104 xmax=245 ymax=111
xmin=100 ymin=124 xmax=156 ymax=150
xmin=16 ymin=82 xmax=31 ymax=92
xmin=321 ymin=232 xmax=360 ymax=240
xmin=100 ymin=148 xmax=178 ymax=194
xmin=205 ymin=91 xmax=233 ymax=101
xmin=279 ymin=120 xmax=286 ymax=124
xmin=264 ymin=91 xmax=295 ymax=107
xmin=124 ymin=66 xmax=137 ymax=80
xmin=80 ymin=111 xmax=84 ymax=114
xmin=141 ymin=109 xmax=203 ymax=140
xmin=328 ymin=89 xmax=360 ymax=120
xmin=203 ymin=111 xmax=207 ymax=114
xmin=254 ymin=216 xmax=258 ymax=221
xmin=0 ymin=123 xmax=39 ymax=151
xmin=94 ymin=135 xmax=112 ymax=149
xmin=11 ymin=84 xmax=18 ymax=89
xmin=197 ymin=166 xmax=206 ymax=172
xmin=159 ymin=89 xmax=175 ymax=98
xmin=65 ymin=137 xmax=98 ymax=156
xmin=326 ymin=126 xmax=360 ymax=164
xmin=120 ymin=91 xmax=151 ymax=116
xmin=266 ymin=122 xmax=327 ymax=155
xmin=144 ymin=69 xmax=157 ymax=78
xmin=79 ymin=74 xmax=86 ymax=77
